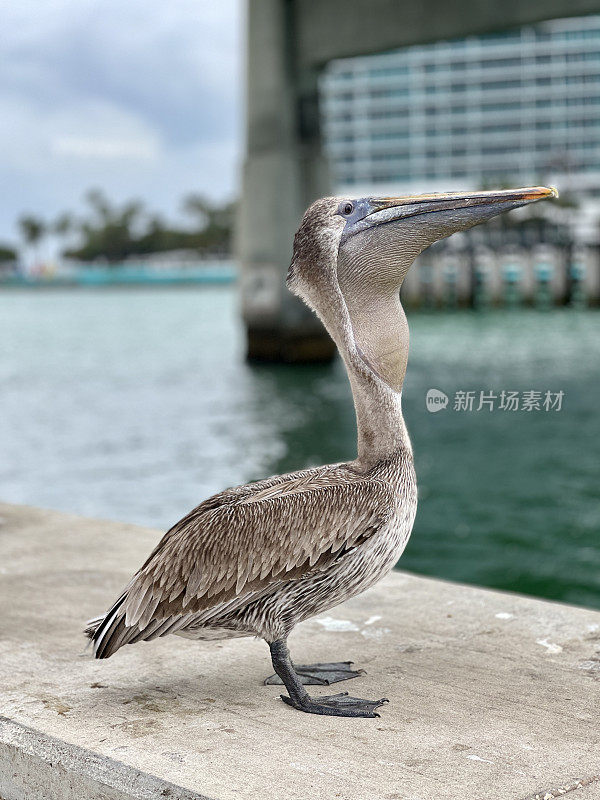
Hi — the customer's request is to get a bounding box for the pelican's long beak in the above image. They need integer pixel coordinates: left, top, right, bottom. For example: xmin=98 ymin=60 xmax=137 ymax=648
xmin=339 ymin=186 xmax=558 ymax=249
xmin=369 ymin=186 xmax=558 ymax=223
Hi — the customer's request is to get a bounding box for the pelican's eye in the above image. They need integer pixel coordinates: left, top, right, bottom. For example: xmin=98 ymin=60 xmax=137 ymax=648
xmin=341 ymin=202 xmax=354 ymax=216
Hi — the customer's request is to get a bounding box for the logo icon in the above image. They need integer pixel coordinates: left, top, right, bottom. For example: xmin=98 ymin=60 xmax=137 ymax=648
xmin=426 ymin=389 xmax=448 ymax=413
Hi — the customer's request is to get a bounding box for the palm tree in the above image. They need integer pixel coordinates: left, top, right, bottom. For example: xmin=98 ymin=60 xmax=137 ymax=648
xmin=18 ymin=214 xmax=45 ymax=266
xmin=181 ymin=193 xmax=211 ymax=228
xmin=62 ymin=192 xmax=148 ymax=263
xmin=181 ymin=194 xmax=236 ymax=254
xmin=53 ymin=212 xmax=74 ymax=237
xmin=85 ymin=189 xmax=112 ymax=224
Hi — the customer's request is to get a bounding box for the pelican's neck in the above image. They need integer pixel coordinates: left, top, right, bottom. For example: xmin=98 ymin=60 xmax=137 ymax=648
xmin=338 ymin=291 xmax=413 ymax=469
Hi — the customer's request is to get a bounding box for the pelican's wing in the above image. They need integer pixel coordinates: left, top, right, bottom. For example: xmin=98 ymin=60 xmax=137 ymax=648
xmin=92 ymin=466 xmax=395 ymax=657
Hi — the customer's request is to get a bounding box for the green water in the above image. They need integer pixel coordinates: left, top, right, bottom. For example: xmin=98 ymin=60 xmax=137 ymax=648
xmin=1 ymin=289 xmax=599 ymax=608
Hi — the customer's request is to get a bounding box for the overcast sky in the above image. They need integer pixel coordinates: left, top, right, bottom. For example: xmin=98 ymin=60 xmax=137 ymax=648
xmin=0 ymin=0 xmax=242 ymax=244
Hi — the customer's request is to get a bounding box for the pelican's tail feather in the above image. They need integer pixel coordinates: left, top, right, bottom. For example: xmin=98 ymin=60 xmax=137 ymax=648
xmin=84 ymin=593 xmax=130 ymax=659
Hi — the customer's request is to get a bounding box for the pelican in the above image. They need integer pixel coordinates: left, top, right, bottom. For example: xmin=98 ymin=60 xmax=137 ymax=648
xmin=86 ymin=186 xmax=557 ymax=717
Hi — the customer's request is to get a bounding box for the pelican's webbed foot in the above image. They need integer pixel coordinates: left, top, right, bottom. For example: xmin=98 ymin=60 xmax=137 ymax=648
xmin=268 ymin=640 xmax=387 ymax=719
xmin=264 ymin=660 xmax=365 ymax=686
xmin=281 ymin=691 xmax=388 ymax=718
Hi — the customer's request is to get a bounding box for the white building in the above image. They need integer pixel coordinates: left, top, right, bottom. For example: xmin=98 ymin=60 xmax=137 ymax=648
xmin=321 ymin=14 xmax=600 ymax=214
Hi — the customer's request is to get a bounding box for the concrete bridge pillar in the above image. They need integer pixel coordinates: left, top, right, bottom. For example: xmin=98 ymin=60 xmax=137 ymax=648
xmin=238 ymin=0 xmax=600 ymax=362
xmin=238 ymin=0 xmax=335 ymax=362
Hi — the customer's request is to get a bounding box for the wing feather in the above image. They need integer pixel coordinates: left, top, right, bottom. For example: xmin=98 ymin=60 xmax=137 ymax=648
xmin=91 ymin=464 xmax=396 ymax=657
xmin=125 ymin=467 xmax=394 ymax=624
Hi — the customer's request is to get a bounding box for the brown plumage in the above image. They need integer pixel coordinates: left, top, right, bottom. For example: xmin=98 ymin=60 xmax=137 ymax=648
xmin=87 ymin=186 xmax=556 ymax=717
xmin=89 ymin=457 xmax=415 ymax=658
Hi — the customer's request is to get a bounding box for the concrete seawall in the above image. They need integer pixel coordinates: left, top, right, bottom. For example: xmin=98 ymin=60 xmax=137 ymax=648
xmin=1 ymin=502 xmax=599 ymax=800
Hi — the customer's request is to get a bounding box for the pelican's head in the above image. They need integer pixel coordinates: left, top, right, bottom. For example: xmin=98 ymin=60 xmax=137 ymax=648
xmin=288 ymin=186 xmax=557 ymax=391
xmin=287 ymin=186 xmax=558 ymax=309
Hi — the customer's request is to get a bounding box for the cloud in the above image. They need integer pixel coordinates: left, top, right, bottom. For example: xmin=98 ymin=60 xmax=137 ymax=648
xmin=0 ymin=0 xmax=242 ymax=242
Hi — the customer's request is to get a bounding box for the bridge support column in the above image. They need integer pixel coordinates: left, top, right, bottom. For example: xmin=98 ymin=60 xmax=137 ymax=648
xmin=238 ymin=0 xmax=335 ymax=362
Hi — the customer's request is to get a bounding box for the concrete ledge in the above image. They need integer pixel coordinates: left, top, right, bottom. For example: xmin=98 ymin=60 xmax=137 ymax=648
xmin=0 ymin=716 xmax=205 ymax=800
xmin=1 ymin=502 xmax=599 ymax=800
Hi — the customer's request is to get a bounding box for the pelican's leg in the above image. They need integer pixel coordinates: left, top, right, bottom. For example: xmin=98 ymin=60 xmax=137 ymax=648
xmin=268 ymin=640 xmax=388 ymax=718
xmin=264 ymin=659 xmax=365 ymax=685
